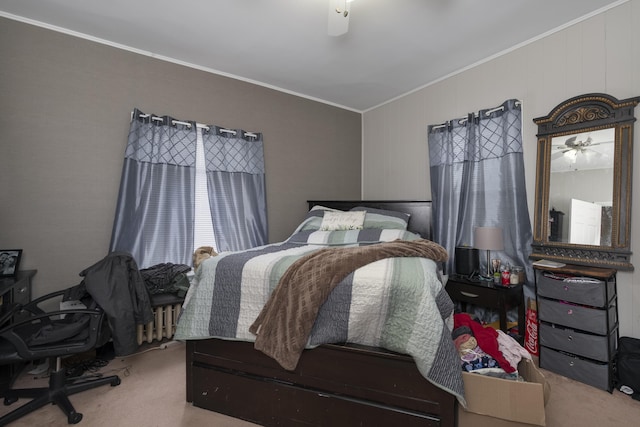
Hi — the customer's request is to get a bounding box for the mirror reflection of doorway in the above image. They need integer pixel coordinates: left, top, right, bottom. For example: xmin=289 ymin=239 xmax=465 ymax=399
xmin=569 ymin=198 xmax=601 ymax=245
xmin=549 ymin=208 xmax=564 ymax=242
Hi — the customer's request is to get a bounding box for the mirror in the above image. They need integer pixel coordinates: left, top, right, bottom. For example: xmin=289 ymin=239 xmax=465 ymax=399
xmin=549 ymin=128 xmax=614 ymax=245
xmin=531 ymin=93 xmax=640 ymax=270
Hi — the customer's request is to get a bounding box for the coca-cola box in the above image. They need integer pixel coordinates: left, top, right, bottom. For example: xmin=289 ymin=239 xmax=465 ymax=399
xmin=525 ymin=298 xmax=539 ymax=356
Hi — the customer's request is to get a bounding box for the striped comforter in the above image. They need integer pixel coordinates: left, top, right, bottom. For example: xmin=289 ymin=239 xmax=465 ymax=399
xmin=174 ymin=228 xmax=465 ymax=404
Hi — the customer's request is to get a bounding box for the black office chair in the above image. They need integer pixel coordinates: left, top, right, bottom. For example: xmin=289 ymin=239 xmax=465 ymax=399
xmin=0 ymin=288 xmax=121 ymax=425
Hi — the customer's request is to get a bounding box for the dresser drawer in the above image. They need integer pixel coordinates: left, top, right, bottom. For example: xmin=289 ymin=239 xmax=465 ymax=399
xmin=536 ymin=272 xmax=614 ymax=307
xmin=538 ymin=298 xmax=616 ymax=335
xmin=540 ymin=346 xmax=611 ymax=391
xmin=539 ymin=323 xmax=616 ymax=362
xmin=445 ymin=280 xmax=496 ymax=308
xmin=192 ymin=365 xmax=444 ymax=427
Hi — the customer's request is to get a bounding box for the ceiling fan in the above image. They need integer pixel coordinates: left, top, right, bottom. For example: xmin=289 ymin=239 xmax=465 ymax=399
xmin=328 ymin=0 xmax=354 ymax=36
xmin=551 ymin=134 xmax=613 ymax=165
xmin=553 ymin=135 xmax=603 ymax=157
xmin=550 ymin=129 xmax=616 ymax=172
xmin=562 ymin=135 xmax=594 ymax=151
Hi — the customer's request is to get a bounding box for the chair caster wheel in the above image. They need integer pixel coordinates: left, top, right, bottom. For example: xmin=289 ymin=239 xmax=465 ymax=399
xmin=68 ymin=411 xmax=83 ymax=424
xmin=111 ymin=377 xmax=121 ymax=386
xmin=4 ymin=396 xmax=18 ymax=406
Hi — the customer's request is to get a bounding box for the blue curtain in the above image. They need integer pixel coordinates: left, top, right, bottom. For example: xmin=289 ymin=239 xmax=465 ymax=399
xmin=428 ymin=99 xmax=533 ymax=286
xmin=110 ymin=109 xmax=197 ymax=268
xmin=202 ymin=127 xmax=268 ymax=252
xmin=110 ymin=109 xmax=267 ymax=268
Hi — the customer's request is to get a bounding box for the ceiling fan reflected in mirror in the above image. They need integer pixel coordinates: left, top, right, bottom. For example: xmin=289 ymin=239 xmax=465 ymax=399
xmin=328 ymin=0 xmax=355 ymax=36
xmin=561 ymin=135 xmax=595 ymax=152
xmin=550 ymin=130 xmax=615 ymax=171
xmin=552 ymin=134 xmax=611 ymax=158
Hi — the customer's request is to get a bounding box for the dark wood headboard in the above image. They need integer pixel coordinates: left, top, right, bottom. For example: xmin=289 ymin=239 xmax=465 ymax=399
xmin=307 ymin=200 xmax=432 ymax=240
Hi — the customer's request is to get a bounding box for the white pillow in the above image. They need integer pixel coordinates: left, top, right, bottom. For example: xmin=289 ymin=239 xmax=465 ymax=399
xmin=320 ymin=210 xmax=366 ymax=231
xmin=310 ymin=205 xmax=340 ymax=212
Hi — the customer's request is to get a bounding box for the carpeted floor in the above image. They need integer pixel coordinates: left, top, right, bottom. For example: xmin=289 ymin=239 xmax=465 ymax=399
xmin=1 ymin=340 xmax=639 ymax=426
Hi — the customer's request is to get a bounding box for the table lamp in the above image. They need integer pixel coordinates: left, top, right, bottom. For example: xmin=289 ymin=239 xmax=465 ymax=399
xmin=474 ymin=226 xmax=504 ymax=277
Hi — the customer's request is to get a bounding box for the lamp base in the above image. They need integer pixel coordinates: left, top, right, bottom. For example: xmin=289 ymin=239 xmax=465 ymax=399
xmin=478 ymin=250 xmax=495 ymax=281
xmin=486 ymin=251 xmax=491 ymax=277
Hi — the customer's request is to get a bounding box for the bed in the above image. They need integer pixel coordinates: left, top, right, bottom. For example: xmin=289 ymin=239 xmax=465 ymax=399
xmin=175 ymin=200 xmax=462 ymax=427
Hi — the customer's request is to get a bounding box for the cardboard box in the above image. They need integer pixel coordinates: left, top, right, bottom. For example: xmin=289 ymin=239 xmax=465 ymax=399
xmin=459 ymin=358 xmax=551 ymax=426
xmin=458 ymin=409 xmax=543 ymax=427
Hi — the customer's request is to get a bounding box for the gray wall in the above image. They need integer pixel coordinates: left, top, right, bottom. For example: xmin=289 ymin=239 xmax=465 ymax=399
xmin=0 ymin=17 xmax=361 ymax=298
xmin=362 ymin=0 xmax=640 ymax=338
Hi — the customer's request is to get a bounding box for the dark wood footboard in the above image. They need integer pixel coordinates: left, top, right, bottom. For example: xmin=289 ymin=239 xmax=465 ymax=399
xmin=186 ymin=339 xmax=457 ymax=427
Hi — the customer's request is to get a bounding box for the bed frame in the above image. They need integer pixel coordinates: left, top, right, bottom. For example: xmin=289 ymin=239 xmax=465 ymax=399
xmin=185 ymin=200 xmax=457 ymax=427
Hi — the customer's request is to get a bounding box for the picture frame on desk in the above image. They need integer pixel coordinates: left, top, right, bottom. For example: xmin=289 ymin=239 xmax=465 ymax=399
xmin=0 ymin=249 xmax=22 ymax=278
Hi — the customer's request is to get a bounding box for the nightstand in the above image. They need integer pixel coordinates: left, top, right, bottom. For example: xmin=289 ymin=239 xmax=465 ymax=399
xmin=445 ymin=274 xmax=525 ymax=340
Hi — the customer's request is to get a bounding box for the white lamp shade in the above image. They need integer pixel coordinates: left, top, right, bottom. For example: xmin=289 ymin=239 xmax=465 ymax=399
xmin=474 ymin=227 xmax=504 ymax=251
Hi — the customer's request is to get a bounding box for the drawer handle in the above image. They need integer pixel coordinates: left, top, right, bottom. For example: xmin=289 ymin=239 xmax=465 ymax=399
xmin=569 ymin=361 xmax=575 ymax=367
xmin=567 ymin=335 xmax=573 ymax=341
xmin=567 ymin=309 xmax=573 ymax=315
xmin=563 ymin=285 xmax=569 ymax=291
xmin=460 ymin=291 xmax=479 ymax=298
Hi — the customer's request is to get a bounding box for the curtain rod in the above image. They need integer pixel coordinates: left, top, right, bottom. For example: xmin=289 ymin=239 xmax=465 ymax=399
xmin=430 ymin=100 xmax=523 ymax=130
xmin=133 ymin=112 xmax=209 ymax=131
xmin=484 ymin=99 xmax=522 ymax=116
xmin=217 ymin=128 xmax=259 ymax=138
xmin=132 ymin=112 xmax=258 ymax=138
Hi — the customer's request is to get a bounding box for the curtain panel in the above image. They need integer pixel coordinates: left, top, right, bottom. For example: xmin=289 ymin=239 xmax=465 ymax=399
xmin=428 ymin=99 xmax=533 ymax=285
xmin=110 ymin=109 xmax=197 ymax=269
xmin=202 ymin=127 xmax=268 ymax=252
xmin=110 ymin=108 xmax=267 ymax=268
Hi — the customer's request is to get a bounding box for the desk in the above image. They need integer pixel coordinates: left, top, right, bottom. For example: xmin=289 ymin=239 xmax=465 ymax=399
xmin=0 ymin=270 xmax=35 ymax=324
xmin=445 ymin=274 xmax=524 ymax=340
xmin=0 ymin=270 xmax=36 ymax=390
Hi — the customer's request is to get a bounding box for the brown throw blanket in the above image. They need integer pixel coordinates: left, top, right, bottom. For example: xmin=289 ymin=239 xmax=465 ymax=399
xmin=249 ymin=239 xmax=448 ymax=370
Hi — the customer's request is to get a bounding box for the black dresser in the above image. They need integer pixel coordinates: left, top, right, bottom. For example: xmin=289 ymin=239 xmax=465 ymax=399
xmin=534 ymin=263 xmax=617 ymax=391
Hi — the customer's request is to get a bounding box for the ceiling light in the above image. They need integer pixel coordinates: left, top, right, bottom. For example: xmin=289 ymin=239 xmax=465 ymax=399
xmin=328 ymin=0 xmax=354 ymax=36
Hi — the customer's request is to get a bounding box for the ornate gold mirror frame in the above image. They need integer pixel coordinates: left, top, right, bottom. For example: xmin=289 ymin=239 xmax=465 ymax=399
xmin=531 ymin=93 xmax=640 ymax=270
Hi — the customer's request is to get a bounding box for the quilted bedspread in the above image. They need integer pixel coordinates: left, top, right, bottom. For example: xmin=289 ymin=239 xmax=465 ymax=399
xmin=174 ymin=228 xmax=466 ymax=404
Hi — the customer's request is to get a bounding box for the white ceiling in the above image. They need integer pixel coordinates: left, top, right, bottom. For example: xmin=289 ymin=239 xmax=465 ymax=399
xmin=0 ymin=0 xmax=625 ymax=112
